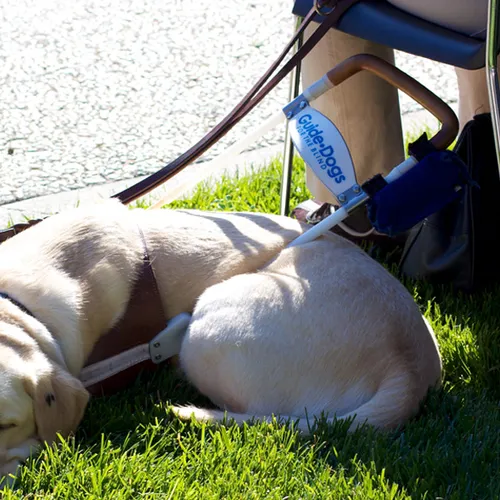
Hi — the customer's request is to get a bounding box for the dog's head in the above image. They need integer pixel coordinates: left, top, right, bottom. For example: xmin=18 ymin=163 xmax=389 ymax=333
xmin=0 ymin=307 xmax=89 ymax=483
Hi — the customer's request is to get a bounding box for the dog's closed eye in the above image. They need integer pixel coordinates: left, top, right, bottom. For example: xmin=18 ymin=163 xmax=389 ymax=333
xmin=0 ymin=423 xmax=16 ymax=431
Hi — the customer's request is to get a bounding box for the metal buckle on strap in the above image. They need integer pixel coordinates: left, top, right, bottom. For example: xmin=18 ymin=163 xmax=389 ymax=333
xmin=314 ymin=0 xmax=337 ymax=16
xmin=149 ymin=312 xmax=191 ymax=364
xmin=80 ymin=312 xmax=192 ymax=389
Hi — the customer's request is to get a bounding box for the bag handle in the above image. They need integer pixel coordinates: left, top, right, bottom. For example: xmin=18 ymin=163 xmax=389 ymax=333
xmin=325 ymin=54 xmax=459 ymax=150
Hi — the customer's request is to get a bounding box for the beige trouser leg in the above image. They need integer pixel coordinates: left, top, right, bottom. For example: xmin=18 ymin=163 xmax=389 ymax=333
xmin=301 ymin=26 xmax=405 ymax=204
xmin=455 ymin=67 xmax=490 ymax=130
xmin=388 ymin=0 xmax=490 ymax=131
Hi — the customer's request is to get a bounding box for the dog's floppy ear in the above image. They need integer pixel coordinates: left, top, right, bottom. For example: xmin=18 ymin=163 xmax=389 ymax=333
xmin=25 ymin=366 xmax=89 ymax=443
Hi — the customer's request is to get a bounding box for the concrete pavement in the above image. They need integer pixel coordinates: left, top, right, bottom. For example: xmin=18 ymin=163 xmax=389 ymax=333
xmin=0 ymin=0 xmax=459 ymax=225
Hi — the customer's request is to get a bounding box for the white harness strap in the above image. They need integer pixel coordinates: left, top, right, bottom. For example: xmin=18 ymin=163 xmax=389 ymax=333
xmin=80 ymin=312 xmax=192 ymax=389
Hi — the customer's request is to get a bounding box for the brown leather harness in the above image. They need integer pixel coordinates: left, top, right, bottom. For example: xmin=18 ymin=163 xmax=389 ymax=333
xmin=82 ymin=228 xmax=168 ymax=396
xmin=0 ymin=0 xmax=363 ymax=394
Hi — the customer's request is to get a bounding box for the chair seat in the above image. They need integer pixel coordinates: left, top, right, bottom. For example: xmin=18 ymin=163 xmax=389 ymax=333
xmin=292 ymin=0 xmax=485 ymax=69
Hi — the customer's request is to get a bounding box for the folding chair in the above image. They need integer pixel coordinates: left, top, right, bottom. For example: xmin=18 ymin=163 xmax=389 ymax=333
xmin=280 ymin=0 xmax=500 ymax=215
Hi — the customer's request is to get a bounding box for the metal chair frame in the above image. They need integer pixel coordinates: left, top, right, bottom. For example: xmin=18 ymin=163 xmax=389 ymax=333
xmin=280 ymin=0 xmax=500 ymax=216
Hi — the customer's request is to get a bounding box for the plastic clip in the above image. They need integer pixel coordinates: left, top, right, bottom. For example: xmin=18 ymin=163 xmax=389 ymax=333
xmin=149 ymin=312 xmax=192 ymax=364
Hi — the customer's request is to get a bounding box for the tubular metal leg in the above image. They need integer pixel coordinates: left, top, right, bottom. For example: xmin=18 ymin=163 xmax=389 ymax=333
xmin=280 ymin=17 xmax=304 ymax=217
xmin=486 ymin=0 xmax=500 ymax=175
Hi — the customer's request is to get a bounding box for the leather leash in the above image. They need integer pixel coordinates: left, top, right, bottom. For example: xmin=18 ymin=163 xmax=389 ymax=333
xmin=112 ymin=0 xmax=363 ymax=205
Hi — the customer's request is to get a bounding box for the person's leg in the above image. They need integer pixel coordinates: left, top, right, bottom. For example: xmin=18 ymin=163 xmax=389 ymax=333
xmin=300 ymin=25 xmax=405 ymax=205
xmin=455 ymin=67 xmax=490 ymax=130
xmin=387 ymin=0 xmax=490 ymax=130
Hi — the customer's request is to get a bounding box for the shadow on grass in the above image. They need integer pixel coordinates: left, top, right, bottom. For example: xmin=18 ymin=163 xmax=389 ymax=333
xmin=367 ymin=237 xmax=500 ymax=399
xmin=407 ymin=279 xmax=500 ymax=400
xmin=305 ymin=386 xmax=500 ymax=499
xmin=75 ymin=364 xmax=214 ymax=451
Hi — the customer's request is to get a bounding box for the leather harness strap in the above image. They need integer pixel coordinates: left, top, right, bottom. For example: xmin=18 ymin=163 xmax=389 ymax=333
xmin=0 ymin=219 xmax=43 ymax=244
xmin=83 ymin=227 xmax=168 ymax=396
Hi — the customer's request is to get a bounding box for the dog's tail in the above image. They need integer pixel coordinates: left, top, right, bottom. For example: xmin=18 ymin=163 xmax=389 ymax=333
xmin=171 ymin=370 xmax=424 ymax=433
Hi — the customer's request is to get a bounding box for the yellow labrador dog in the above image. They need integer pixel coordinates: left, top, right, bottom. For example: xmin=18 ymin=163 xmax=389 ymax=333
xmin=0 ymin=200 xmax=441 ymax=482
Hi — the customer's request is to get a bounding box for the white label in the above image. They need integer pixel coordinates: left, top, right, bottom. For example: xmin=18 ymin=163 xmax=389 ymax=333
xmin=289 ymin=107 xmax=356 ymax=199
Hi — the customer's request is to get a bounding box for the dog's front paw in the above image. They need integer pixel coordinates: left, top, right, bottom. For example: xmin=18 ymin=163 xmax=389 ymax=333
xmin=170 ymin=405 xmax=200 ymax=421
xmin=0 ymin=438 xmax=40 ymax=489
xmin=170 ymin=405 xmax=223 ymax=423
xmin=0 ymin=459 xmax=22 ymax=489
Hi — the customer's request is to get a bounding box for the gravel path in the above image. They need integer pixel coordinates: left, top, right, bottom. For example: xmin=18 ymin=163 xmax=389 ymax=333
xmin=0 ymin=0 xmax=457 ymax=205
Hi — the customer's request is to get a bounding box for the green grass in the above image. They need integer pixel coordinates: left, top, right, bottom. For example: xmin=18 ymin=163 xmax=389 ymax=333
xmin=6 ymin=155 xmax=500 ymax=499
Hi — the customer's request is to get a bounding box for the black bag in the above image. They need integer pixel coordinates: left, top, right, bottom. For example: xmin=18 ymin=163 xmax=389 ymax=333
xmin=399 ymin=113 xmax=500 ymax=292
